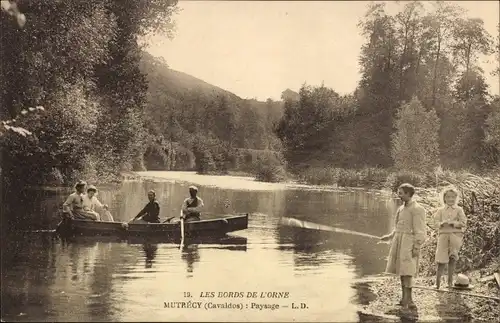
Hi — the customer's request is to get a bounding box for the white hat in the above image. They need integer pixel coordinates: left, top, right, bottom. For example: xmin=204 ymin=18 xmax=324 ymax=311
xmin=189 ymin=186 xmax=198 ymax=191
xmin=453 ymin=273 xmax=473 ymax=290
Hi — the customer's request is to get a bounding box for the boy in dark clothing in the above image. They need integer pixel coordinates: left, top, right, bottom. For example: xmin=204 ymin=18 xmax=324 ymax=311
xmin=131 ymin=190 xmax=160 ymax=223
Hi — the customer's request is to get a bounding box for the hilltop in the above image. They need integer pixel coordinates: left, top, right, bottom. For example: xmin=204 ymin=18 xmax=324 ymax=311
xmin=139 ymin=52 xmax=242 ymax=102
xmin=139 ymin=51 xmax=284 ymax=117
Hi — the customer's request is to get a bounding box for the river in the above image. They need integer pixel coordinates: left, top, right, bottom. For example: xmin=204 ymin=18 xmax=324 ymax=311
xmin=1 ymin=171 xmax=399 ymax=322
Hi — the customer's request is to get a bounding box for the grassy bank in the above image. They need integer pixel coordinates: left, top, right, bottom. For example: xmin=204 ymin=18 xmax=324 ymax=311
xmin=296 ymin=167 xmax=391 ymax=188
xmin=294 ymin=166 xmax=480 ymax=191
xmin=416 ymin=173 xmax=500 ymax=276
xmin=196 ymin=149 xmax=288 ymax=183
xmin=413 ymin=173 xmax=498 ymax=321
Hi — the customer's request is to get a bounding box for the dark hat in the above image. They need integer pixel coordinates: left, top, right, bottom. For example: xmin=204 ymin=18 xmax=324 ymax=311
xmin=75 ymin=180 xmax=87 ymax=188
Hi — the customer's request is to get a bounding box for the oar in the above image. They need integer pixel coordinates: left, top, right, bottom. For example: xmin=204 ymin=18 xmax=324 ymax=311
xmin=162 ymin=216 xmax=175 ymax=223
xmin=103 ymin=210 xmax=114 ymax=222
xmin=179 ymin=209 xmax=184 ymax=250
xmin=279 ymin=217 xmax=381 ymax=240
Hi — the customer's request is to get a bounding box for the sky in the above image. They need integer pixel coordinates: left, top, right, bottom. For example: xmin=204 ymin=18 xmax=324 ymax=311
xmin=146 ymin=1 xmax=500 ymax=101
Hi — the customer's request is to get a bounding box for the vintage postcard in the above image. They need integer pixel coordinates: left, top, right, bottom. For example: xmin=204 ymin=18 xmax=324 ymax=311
xmin=1 ymin=0 xmax=499 ymax=322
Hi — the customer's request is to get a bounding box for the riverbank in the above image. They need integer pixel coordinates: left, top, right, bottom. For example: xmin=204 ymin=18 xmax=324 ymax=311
xmin=356 ymin=171 xmax=500 ymax=321
xmin=133 ymin=171 xmax=392 ymax=197
xmin=132 ymin=169 xmax=499 ymax=322
xmin=359 ymin=270 xmax=500 ymax=322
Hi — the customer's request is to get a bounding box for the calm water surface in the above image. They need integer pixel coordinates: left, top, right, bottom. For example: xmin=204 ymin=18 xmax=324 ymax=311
xmin=1 ymin=173 xmax=398 ymax=322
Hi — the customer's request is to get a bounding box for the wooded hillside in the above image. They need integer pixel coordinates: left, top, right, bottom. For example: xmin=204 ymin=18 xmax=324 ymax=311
xmin=139 ymin=51 xmax=284 ymax=173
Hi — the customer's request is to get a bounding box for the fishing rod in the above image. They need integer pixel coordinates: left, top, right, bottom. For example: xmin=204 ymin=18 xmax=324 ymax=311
xmin=279 ymin=216 xmax=381 ymax=240
xmin=412 ymin=285 xmax=499 ymax=301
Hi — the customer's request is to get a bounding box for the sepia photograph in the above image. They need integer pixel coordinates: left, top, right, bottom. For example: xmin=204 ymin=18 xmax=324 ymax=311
xmin=1 ymin=0 xmax=499 ymax=322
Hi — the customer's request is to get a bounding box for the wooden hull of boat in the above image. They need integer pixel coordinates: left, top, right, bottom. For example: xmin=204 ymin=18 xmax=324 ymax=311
xmin=60 ymin=234 xmax=248 ymax=250
xmin=58 ymin=213 xmax=249 ymax=238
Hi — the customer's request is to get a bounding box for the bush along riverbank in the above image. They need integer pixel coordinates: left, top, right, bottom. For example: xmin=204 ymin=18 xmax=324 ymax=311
xmin=358 ymin=171 xmax=500 ymax=321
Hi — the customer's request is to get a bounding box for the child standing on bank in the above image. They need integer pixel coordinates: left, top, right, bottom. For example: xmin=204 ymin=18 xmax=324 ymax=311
xmin=433 ymin=186 xmax=467 ymax=289
xmin=380 ymin=183 xmax=427 ymax=309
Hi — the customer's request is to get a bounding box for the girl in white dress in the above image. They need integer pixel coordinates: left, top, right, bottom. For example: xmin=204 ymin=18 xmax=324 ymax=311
xmin=433 ymin=186 xmax=467 ymax=289
xmin=83 ymin=185 xmax=114 ymax=222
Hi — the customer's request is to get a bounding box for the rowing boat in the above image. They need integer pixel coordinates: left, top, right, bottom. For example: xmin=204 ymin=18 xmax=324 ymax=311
xmin=56 ymin=213 xmax=249 ymax=238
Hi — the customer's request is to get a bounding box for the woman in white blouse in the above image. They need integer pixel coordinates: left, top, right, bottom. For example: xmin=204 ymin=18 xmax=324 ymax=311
xmin=83 ymin=185 xmax=114 ymax=222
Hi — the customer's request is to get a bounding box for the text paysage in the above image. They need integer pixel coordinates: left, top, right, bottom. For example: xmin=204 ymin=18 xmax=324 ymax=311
xmin=164 ymin=291 xmax=309 ymax=311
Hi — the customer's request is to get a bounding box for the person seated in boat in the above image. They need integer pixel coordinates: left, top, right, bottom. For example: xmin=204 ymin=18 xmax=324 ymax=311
xmin=130 ymin=190 xmax=160 ymax=224
xmin=62 ymin=180 xmax=98 ymax=221
xmin=83 ymin=185 xmax=114 ymax=222
xmin=181 ymin=186 xmax=204 ymax=222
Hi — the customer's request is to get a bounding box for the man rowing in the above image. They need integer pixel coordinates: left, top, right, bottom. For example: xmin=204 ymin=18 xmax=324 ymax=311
xmin=62 ymin=180 xmax=99 ymax=221
xmin=181 ymin=186 xmax=204 ymax=222
xmin=130 ymin=190 xmax=160 ymax=223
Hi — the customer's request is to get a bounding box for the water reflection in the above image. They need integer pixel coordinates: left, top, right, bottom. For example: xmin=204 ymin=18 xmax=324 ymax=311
xmin=1 ymin=234 xmax=55 ymax=322
xmin=435 ymin=293 xmax=471 ymax=322
xmin=143 ymin=244 xmax=158 ymax=269
xmin=87 ymin=241 xmax=114 ymax=322
xmin=278 ymin=189 xmax=391 ymax=278
xmin=276 ymin=225 xmax=388 ymax=278
xmin=181 ymin=244 xmax=200 ymax=275
xmin=1 ymin=175 xmax=398 ymax=322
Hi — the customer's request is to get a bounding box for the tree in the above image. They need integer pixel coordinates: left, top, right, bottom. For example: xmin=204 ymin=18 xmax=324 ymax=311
xmin=391 ymin=97 xmax=440 ymax=172
xmin=93 ymin=0 xmax=178 ymax=171
xmin=451 ymin=18 xmax=492 ymax=102
xmin=354 ymin=1 xmax=495 ymax=171
xmin=454 ymin=68 xmax=489 ymax=103
xmin=451 ymin=69 xmax=492 ymax=168
xmin=485 ymin=99 xmax=500 ymax=149
xmin=425 ymin=1 xmax=463 ymax=106
xmin=484 ymin=97 xmax=500 ymax=166
xmin=355 ymin=3 xmax=400 ymax=167
xmin=394 ymin=1 xmax=425 ymax=101
xmin=1 ymin=0 xmax=179 ymax=187
xmin=237 ymin=102 xmax=266 ymax=149
xmin=262 ymin=98 xmax=283 ymax=150
xmin=427 ymin=15 xmax=494 ymax=169
xmin=492 ymin=24 xmax=500 ymax=77
xmin=275 ymin=84 xmax=353 ymax=169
